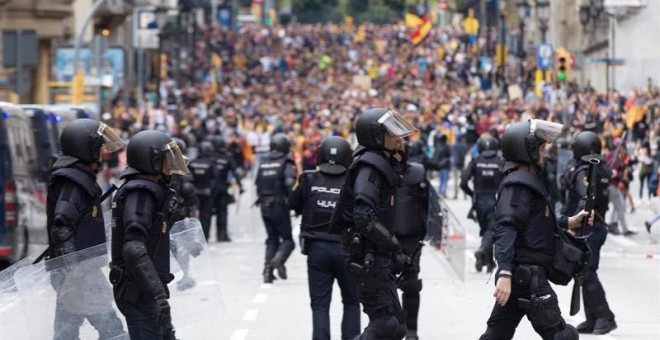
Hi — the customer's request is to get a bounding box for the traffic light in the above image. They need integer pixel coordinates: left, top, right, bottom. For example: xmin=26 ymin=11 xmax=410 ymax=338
xmin=557 ymin=56 xmax=567 ymax=81
xmin=555 ymin=47 xmax=572 ymax=81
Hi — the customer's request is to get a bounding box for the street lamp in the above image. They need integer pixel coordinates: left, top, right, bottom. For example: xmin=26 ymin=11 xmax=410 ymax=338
xmin=579 ymin=5 xmax=591 ymax=30
xmin=535 ymin=0 xmax=550 ymax=43
xmin=155 ymin=6 xmax=170 ymax=107
xmin=516 ymin=0 xmax=530 ymax=79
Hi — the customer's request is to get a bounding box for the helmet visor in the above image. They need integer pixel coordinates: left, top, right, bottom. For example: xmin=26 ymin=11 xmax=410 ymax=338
xmin=377 ymin=109 xmax=418 ymax=138
xmin=530 ymin=119 xmax=564 ymax=144
xmin=97 ymin=123 xmax=125 ymax=152
xmin=161 ymin=141 xmax=190 ymax=175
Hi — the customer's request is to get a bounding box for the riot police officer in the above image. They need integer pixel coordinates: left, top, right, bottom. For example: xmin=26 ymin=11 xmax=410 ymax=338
xmin=109 ymin=130 xmax=189 ymax=339
xmin=255 ymin=133 xmax=297 ymax=283
xmin=406 ymin=139 xmax=428 ymax=169
xmin=329 ymin=108 xmax=416 ymax=340
xmin=47 ymin=119 xmax=126 ymax=339
xmin=460 ymin=136 xmax=503 ymax=273
xmin=560 ymin=131 xmax=618 ymax=335
xmin=392 ymin=146 xmax=441 ymax=340
xmin=288 ymin=136 xmax=360 ymax=340
xmin=211 ymin=135 xmax=243 ymax=242
xmin=480 ymin=120 xmax=587 ymax=340
xmin=188 ymin=141 xmax=217 ymax=240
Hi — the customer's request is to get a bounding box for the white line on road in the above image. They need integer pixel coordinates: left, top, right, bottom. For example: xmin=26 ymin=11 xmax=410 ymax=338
xmin=252 ymin=292 xmax=268 ymax=303
xmin=230 ymin=329 xmax=249 ymax=340
xmin=242 ymin=309 xmax=259 ymax=321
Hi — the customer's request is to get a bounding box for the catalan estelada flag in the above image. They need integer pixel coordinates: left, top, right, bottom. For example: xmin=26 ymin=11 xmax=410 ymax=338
xmin=410 ymin=14 xmax=432 ymax=46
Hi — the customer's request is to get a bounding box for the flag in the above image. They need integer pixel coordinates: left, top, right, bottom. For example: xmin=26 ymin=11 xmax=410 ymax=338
xmin=410 ymin=14 xmax=432 ymax=46
xmin=405 ymin=13 xmax=423 ymax=28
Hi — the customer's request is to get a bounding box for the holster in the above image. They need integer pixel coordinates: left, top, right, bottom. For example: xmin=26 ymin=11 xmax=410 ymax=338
xmin=299 ymin=236 xmax=308 ymax=255
xmin=109 ymin=264 xmax=142 ymax=304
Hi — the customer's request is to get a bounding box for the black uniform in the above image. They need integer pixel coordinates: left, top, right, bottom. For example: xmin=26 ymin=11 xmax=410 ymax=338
xmin=329 ymin=148 xmax=407 ymax=340
xmin=561 ymin=156 xmax=617 ymax=333
xmin=460 ymin=152 xmax=503 ymax=272
xmin=212 ymin=149 xmax=243 ymax=241
xmin=188 ymin=155 xmax=217 ymax=240
xmin=47 ymin=165 xmax=125 ymax=339
xmin=46 ymin=118 xmax=125 ymax=340
xmin=392 ymin=162 xmax=434 ymax=340
xmin=255 ymin=151 xmax=297 ymax=283
xmin=289 ymin=170 xmax=360 ymax=340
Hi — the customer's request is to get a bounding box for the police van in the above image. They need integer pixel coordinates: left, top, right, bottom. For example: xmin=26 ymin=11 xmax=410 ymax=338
xmin=0 ymin=103 xmax=80 ymax=266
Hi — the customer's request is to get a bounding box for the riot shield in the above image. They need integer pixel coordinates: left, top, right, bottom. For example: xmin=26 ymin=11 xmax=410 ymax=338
xmin=428 ymin=189 xmax=466 ymax=281
xmin=13 ymin=244 xmax=128 ymax=340
xmin=167 ymin=218 xmax=224 ymax=336
xmin=0 ymin=248 xmax=46 ymax=340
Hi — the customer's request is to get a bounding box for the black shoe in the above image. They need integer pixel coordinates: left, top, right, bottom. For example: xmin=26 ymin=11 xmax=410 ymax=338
xmin=592 ymin=319 xmax=617 ymax=335
xmin=576 ymin=320 xmax=594 ymax=334
xmin=623 ymin=230 xmax=638 ymax=236
xmin=406 ymin=330 xmax=419 ymax=340
xmin=263 ymin=266 xmax=276 ymax=284
xmin=474 ymin=250 xmax=484 ymax=273
xmin=271 ymin=261 xmax=287 ymax=280
xmin=646 ymin=221 xmax=652 ymax=233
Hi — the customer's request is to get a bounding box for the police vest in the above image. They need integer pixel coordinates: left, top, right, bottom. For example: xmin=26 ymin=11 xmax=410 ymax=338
xmin=47 ymin=166 xmax=105 ymax=251
xmin=255 ymin=154 xmax=293 ymax=197
xmin=473 ymin=155 xmax=503 ymax=195
xmin=562 ymin=158 xmax=611 ymax=225
xmin=111 ymin=178 xmax=173 ymax=276
xmin=299 ymin=170 xmax=343 ymax=242
xmin=329 ymin=149 xmax=400 ymax=235
xmin=188 ymin=157 xmax=216 ymax=194
xmin=214 ymin=152 xmax=232 ymax=189
xmin=393 ymin=162 xmax=427 ymax=237
xmin=496 ymin=170 xmax=557 ymax=265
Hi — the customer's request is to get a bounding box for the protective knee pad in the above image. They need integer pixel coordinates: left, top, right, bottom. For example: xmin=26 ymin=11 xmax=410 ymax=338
xmin=400 ymin=279 xmax=423 ymax=294
xmin=554 ymin=324 xmax=579 ymax=340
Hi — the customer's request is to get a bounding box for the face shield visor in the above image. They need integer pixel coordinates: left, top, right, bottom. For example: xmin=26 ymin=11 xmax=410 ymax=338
xmin=161 ymin=141 xmax=190 ymax=176
xmin=529 ymin=119 xmax=564 ymax=144
xmin=97 ymin=123 xmax=125 ymax=152
xmin=378 ymin=109 xmax=418 ymax=138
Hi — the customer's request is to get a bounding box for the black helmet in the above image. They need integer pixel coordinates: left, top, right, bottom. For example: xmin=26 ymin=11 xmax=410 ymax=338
xmin=211 ymin=135 xmax=225 ymax=151
xmin=318 ymin=136 xmax=352 ymax=175
xmin=59 ymin=119 xmax=124 ymax=165
xmin=270 ymin=134 xmax=291 ymax=155
xmin=477 ymin=136 xmax=499 ymax=157
xmin=125 ymin=130 xmax=189 ymax=176
xmin=355 ymin=108 xmax=416 ymax=149
xmin=572 ymin=131 xmax=602 ymax=160
xmin=555 ymin=137 xmax=570 ymax=150
xmin=199 ymin=141 xmax=215 ymax=157
xmin=501 ymin=119 xmax=564 ymax=164
xmin=407 ymin=139 xmax=425 ymax=158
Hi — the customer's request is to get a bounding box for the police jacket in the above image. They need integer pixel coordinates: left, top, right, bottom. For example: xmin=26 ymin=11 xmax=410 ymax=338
xmin=561 ymin=155 xmax=611 ymax=228
xmin=460 ymin=153 xmax=503 ymax=198
xmin=47 ymin=165 xmax=105 ymax=251
xmin=492 ymin=168 xmax=557 ymax=272
xmin=214 ymin=150 xmax=241 ymax=192
xmin=255 ymin=152 xmax=296 ymax=198
xmin=188 ymin=157 xmax=217 ymax=196
xmin=289 ymin=170 xmax=343 ymax=243
xmin=329 ymin=148 xmax=401 ymax=238
xmin=393 ymin=162 xmax=428 ymax=238
xmin=111 ymin=176 xmax=176 ymax=279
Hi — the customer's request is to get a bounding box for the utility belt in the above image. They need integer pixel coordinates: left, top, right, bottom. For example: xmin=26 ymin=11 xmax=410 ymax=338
xmin=109 ymin=264 xmax=173 ymax=303
xmin=255 ymin=195 xmax=286 ymax=207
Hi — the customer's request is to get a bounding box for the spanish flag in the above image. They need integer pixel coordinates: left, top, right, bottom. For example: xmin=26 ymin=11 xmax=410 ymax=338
xmin=410 ymin=14 xmax=432 ymax=46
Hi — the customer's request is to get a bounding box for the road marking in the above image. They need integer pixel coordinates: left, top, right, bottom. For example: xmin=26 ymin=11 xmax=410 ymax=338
xmin=230 ymin=329 xmax=249 ymax=340
xmin=252 ymin=292 xmax=268 ymax=303
xmin=242 ymin=309 xmax=259 ymax=321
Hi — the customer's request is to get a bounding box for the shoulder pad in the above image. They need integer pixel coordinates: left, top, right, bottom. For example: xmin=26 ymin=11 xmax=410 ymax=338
xmin=405 ymin=162 xmax=426 ymax=185
xmin=353 ymin=151 xmax=398 ymax=186
xmin=122 ymin=179 xmax=166 ymax=198
xmin=51 ymin=167 xmax=101 ymax=198
xmin=500 ymin=170 xmax=547 ymax=197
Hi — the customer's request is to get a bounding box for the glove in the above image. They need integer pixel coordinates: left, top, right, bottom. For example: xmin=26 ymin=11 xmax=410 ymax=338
xmin=154 ymin=295 xmax=172 ymax=327
xmin=393 ymin=250 xmax=413 ymax=275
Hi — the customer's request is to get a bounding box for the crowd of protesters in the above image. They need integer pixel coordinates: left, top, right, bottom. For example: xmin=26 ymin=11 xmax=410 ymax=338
xmin=105 ymin=20 xmax=660 ymax=235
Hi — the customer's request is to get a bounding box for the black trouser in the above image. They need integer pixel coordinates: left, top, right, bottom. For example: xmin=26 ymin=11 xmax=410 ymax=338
xmin=214 ymin=191 xmax=229 ymax=241
xmin=197 ymin=193 xmax=214 ymax=240
xmin=480 ymin=267 xmax=569 ymax=340
xmin=476 ymin=195 xmax=496 ymax=250
xmin=398 ymin=236 xmax=423 ymax=334
xmin=307 ymin=240 xmax=360 ymax=340
xmin=354 ymin=252 xmax=406 ymax=340
xmin=582 ymin=225 xmax=615 ymax=323
xmin=260 ymin=200 xmax=293 ymax=264
xmin=115 ymin=296 xmax=175 ymax=340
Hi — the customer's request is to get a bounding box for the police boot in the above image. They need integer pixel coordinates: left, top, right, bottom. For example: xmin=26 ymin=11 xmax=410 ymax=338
xmin=592 ymin=318 xmax=617 ymax=335
xmin=263 ymin=264 xmax=276 ymax=284
xmin=406 ymin=330 xmax=419 ymax=340
xmin=270 ymin=240 xmax=295 ymax=280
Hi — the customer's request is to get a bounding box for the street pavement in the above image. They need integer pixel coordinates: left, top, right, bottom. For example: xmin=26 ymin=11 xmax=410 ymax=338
xmin=188 ymin=175 xmax=660 ymax=340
